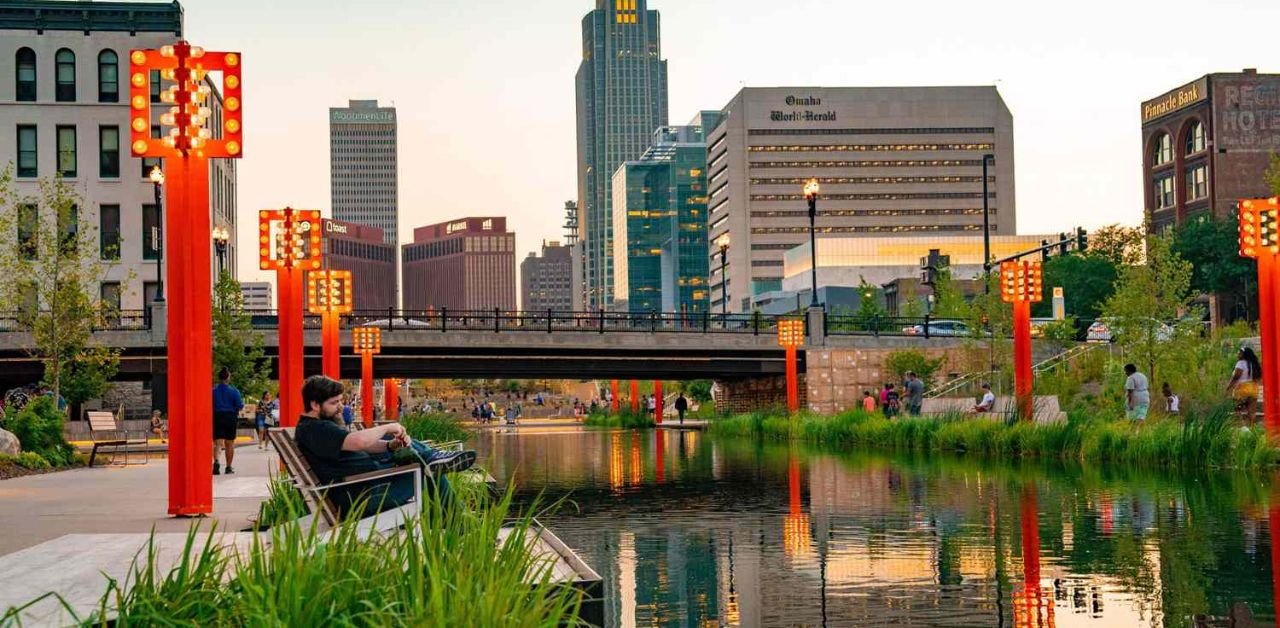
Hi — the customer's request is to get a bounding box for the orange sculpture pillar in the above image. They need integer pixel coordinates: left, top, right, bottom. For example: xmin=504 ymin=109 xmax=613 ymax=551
xmin=1001 ymin=261 xmax=1044 ymax=421
xmin=307 ymin=270 xmax=352 ymax=381
xmin=611 ymin=380 xmax=620 ymax=414
xmin=260 ymin=208 xmax=322 ymax=428
xmin=1016 ymin=483 xmax=1053 ymax=627
xmin=778 ymin=319 xmax=805 ymax=414
xmin=129 ymin=41 xmax=243 ymax=516
xmin=385 ymin=378 xmax=399 ymax=421
xmin=353 ymin=327 xmax=381 ymax=427
xmin=653 ymin=381 xmax=664 ymax=425
xmin=1239 ymin=197 xmax=1280 ymax=436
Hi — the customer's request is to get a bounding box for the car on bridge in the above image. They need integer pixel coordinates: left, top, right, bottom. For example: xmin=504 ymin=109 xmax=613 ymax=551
xmin=903 ymin=320 xmax=974 ymax=338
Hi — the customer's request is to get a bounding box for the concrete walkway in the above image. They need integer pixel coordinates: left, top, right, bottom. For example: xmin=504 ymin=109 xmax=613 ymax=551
xmin=0 ymin=443 xmax=277 ymax=556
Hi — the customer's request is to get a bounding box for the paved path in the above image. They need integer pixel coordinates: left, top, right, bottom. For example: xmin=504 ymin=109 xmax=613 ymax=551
xmin=0 ymin=444 xmax=277 ymax=556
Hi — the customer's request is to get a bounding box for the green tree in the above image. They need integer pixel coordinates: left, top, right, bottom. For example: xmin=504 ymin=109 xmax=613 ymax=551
xmin=681 ymin=380 xmax=713 ymax=403
xmin=1101 ymin=230 xmax=1198 ymax=382
xmin=884 ymin=350 xmax=946 ymax=389
xmin=929 ymin=268 xmax=971 ymax=320
xmin=853 ymin=276 xmax=887 ymax=332
xmin=0 ymin=170 xmax=124 ymax=410
xmin=1031 ymin=254 xmax=1119 ymax=323
xmin=1170 ymin=215 xmax=1257 ymax=321
xmin=1267 ymin=153 xmax=1280 ymax=195
xmin=213 ymin=271 xmax=271 ymax=399
xmin=1089 ymin=224 xmax=1146 ymax=266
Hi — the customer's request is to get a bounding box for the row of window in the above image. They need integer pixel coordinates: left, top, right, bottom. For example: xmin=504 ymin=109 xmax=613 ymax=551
xmin=1152 ymin=163 xmax=1209 ymax=209
xmin=750 ymin=208 xmax=995 ymax=218
xmin=15 ymin=202 xmax=162 ymax=262
xmin=326 ymin=238 xmax=395 ymax=263
xmin=750 ymin=224 xmax=987 ymax=235
xmin=1151 ymin=121 xmax=1206 ymax=167
xmin=749 ymin=143 xmax=995 ymax=153
xmin=16 ymin=124 xmax=130 ymax=179
xmin=750 ymin=192 xmax=993 ymax=201
xmin=750 ymin=159 xmax=987 ymax=169
xmin=750 ymin=175 xmax=991 ymax=186
xmin=748 ymin=127 xmax=995 ymax=136
xmin=14 ymin=47 xmax=119 ymax=103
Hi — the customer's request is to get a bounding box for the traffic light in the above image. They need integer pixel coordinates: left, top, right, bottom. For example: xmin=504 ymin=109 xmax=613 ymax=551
xmin=1058 ymin=233 xmax=1069 ymax=256
xmin=1041 ymin=240 xmax=1050 ymax=262
xmin=1076 ymin=227 xmax=1088 ymax=252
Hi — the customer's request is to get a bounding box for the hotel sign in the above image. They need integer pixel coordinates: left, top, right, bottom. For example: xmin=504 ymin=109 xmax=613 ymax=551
xmin=1141 ymin=78 xmax=1207 ymax=123
xmin=772 ymin=95 xmax=837 ymax=122
xmin=329 ymin=109 xmax=396 ymax=124
xmin=1214 ymin=75 xmax=1280 ymax=152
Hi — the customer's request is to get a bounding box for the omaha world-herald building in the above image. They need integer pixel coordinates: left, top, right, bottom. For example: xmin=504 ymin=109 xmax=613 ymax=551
xmin=706 ymin=87 xmax=1015 ymax=313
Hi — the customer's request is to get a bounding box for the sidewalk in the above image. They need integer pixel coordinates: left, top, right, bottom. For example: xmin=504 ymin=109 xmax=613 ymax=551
xmin=0 ymin=444 xmax=276 ymax=556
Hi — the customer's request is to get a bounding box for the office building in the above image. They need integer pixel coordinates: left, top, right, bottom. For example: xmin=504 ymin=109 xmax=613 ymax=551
xmin=330 ymin=100 xmax=398 ymax=245
xmin=321 ymin=219 xmax=396 ymax=311
xmin=575 ymin=0 xmax=669 ymax=309
xmin=705 ymin=87 xmax=1015 ymax=312
xmin=0 ymin=0 xmax=238 ymax=312
xmin=521 ymin=241 xmax=576 ymax=312
xmin=1141 ymin=69 xmax=1280 ymax=230
xmin=611 ymin=113 xmax=718 ymax=313
xmin=240 ymin=282 xmax=272 ymax=311
xmin=402 ymin=217 xmax=516 ymax=311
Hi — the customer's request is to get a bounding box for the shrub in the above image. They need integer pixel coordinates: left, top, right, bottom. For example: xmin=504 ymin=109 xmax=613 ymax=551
xmin=4 ymin=396 xmax=75 ymax=467
xmin=400 ymin=413 xmax=470 ymax=444
xmin=584 ymin=411 xmax=655 ymax=429
xmin=15 ymin=451 xmax=51 ymax=470
xmin=884 ymin=350 xmax=945 ymax=389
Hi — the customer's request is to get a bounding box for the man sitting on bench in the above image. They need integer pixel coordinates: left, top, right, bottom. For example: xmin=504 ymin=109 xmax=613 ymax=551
xmin=294 ymin=376 xmax=476 ymax=514
xmin=974 ymin=383 xmax=996 ymax=413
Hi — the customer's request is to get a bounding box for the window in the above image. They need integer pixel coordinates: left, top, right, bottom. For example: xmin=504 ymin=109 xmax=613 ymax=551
xmin=142 ymin=125 xmax=161 ymax=177
xmin=143 ymin=203 xmax=160 ymax=260
xmin=149 ymin=70 xmax=161 ymax=103
xmin=15 ymin=48 xmax=36 ymax=101
xmin=17 ymin=125 xmax=37 ymax=178
xmin=56 ymin=126 xmax=76 ymax=177
xmin=59 ymin=204 xmax=78 ymax=254
xmin=18 ymin=204 xmax=37 ymax=260
xmin=100 ymin=282 xmax=122 ymax=315
xmin=97 ymin=50 xmax=118 ymax=102
xmin=100 ymin=204 xmax=120 ymax=260
xmin=1185 ymin=121 xmax=1205 ymax=155
xmin=1154 ymin=176 xmax=1175 ymax=209
xmin=54 ymin=48 xmax=75 ymax=102
xmin=1152 ymin=133 xmax=1173 ymax=166
xmin=99 ymin=126 xmax=119 ymax=178
xmin=1186 ymin=164 xmax=1208 ymax=201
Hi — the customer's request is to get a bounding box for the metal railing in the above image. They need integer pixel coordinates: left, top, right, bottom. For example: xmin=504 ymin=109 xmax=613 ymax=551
xmin=247 ymin=308 xmax=804 ymax=335
xmin=0 ymin=309 xmax=152 ymax=332
xmin=825 ymin=314 xmax=943 ymax=338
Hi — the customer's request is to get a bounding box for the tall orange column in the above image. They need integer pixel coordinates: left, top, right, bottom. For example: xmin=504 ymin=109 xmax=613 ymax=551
xmin=630 ymin=380 xmax=640 ymax=414
xmin=276 ymin=266 xmax=304 ymax=426
xmin=778 ymin=320 xmax=805 ymax=414
xmin=611 ymin=380 xmax=620 ymax=414
xmin=308 ymin=270 xmax=352 ymax=382
xmin=323 ymin=314 xmax=340 ymax=379
xmin=653 ymin=381 xmax=664 ymax=425
xmin=353 ymin=327 xmax=381 ymax=428
xmin=1001 ymin=261 xmax=1043 ymax=422
xmin=385 ymin=378 xmax=399 ymax=421
xmin=1239 ymin=198 xmax=1280 ymax=437
xmin=128 ymin=42 xmax=244 ymax=516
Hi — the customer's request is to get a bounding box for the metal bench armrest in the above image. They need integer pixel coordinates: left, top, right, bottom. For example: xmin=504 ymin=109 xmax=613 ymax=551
xmin=298 ymin=465 xmax=422 ymax=492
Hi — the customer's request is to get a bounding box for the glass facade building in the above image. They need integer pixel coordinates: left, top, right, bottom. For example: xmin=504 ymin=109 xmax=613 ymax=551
xmin=611 ymin=113 xmax=718 ymax=314
xmin=575 ymin=0 xmax=669 ymax=310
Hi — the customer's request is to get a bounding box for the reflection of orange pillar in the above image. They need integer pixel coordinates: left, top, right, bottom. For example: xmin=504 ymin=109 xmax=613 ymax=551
xmin=654 ymin=381 xmax=664 ymax=425
xmin=789 ymin=457 xmax=802 ymax=515
xmin=610 ymin=380 xmax=620 ymax=414
xmin=785 ymin=346 xmax=799 ymax=413
xmin=1260 ymin=256 xmax=1279 ymax=435
xmin=361 ymin=352 xmax=374 ymax=427
xmin=1269 ymin=484 xmax=1280 ymax=628
xmin=166 ymin=155 xmax=214 ymax=515
xmin=1019 ymin=483 xmax=1046 ymax=627
xmin=1013 ymin=300 xmax=1034 ymax=421
xmin=385 ymin=378 xmax=399 ymax=421
xmin=630 ymin=380 xmax=640 ymax=413
xmin=655 ymin=430 xmax=665 ymax=483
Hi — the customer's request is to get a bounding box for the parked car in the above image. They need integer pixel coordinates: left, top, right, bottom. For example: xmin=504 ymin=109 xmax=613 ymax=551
xmin=1086 ymin=318 xmax=1173 ymax=344
xmin=904 ymin=320 xmax=972 ymax=337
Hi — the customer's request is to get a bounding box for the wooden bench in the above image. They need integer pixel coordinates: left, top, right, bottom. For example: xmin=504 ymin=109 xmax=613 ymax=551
xmin=86 ymin=410 xmax=148 ymax=467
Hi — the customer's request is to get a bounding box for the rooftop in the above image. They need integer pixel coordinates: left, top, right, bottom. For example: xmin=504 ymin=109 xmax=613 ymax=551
xmin=0 ymin=0 xmax=182 ymax=35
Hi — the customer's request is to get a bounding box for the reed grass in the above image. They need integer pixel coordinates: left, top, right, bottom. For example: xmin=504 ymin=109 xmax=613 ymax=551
xmin=400 ymin=413 xmax=471 ymax=444
xmin=583 ymin=411 xmax=655 ymax=429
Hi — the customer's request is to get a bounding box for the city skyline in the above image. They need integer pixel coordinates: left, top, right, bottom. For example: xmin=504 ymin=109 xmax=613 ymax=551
xmin=167 ymin=0 xmax=1280 ymax=289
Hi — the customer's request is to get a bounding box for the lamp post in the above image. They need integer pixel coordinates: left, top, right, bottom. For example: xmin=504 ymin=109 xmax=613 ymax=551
xmin=149 ymin=166 xmax=165 ymax=302
xmin=129 ymin=41 xmax=243 ymax=517
xmin=716 ymin=234 xmax=730 ymax=318
xmin=778 ymin=319 xmax=805 ymax=414
xmin=353 ymin=327 xmax=381 ymax=428
xmin=1238 ymin=197 xmax=1280 ymax=436
xmin=982 ymin=154 xmax=994 ymax=294
xmin=211 ymin=225 xmax=229 ymax=275
xmin=1000 ymin=260 xmax=1044 ymax=421
xmin=307 ymin=269 xmax=353 ymax=381
xmin=259 ymin=208 xmax=323 ymax=428
xmin=804 ymin=178 xmax=821 ymax=308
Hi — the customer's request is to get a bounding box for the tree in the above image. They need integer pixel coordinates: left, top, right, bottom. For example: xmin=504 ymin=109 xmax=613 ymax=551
xmin=1267 ymin=153 xmax=1280 ymax=195
xmin=1101 ymin=230 xmax=1198 ymax=382
xmin=884 ymin=350 xmax=946 ymax=390
xmin=1031 ymin=253 xmax=1119 ymax=323
xmin=0 ymin=170 xmax=124 ymax=410
xmin=1170 ymin=215 xmax=1257 ymax=322
xmin=1089 ymin=224 xmax=1146 ymax=267
xmin=853 ymin=276 xmax=887 ymax=332
xmin=213 ymin=271 xmax=271 ymax=400
xmin=929 ymin=268 xmax=971 ymax=320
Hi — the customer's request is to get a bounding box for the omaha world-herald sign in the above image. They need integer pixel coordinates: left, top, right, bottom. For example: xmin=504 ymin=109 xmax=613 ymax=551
xmin=771 ymin=95 xmax=837 ymax=122
xmin=330 ymin=109 xmax=396 ymax=124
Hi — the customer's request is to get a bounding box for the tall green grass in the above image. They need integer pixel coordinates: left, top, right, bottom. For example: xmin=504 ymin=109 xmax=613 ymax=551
xmin=400 ymin=413 xmax=471 ymax=444
xmin=709 ymin=406 xmax=1280 ymax=471
xmin=3 ymin=486 xmax=586 ymax=627
xmin=583 ymin=411 xmax=655 ymax=429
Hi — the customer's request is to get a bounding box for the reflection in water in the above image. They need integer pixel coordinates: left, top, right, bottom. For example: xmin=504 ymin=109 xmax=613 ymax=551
xmin=475 ymin=428 xmax=1280 ymax=627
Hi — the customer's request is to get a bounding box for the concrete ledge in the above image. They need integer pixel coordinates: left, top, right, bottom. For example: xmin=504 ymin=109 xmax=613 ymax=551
xmin=920 ymin=396 xmax=1066 ymax=424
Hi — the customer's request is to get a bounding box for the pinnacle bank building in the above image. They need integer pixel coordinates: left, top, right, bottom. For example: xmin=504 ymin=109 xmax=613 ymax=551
xmin=706 ymin=87 xmax=1015 ymax=313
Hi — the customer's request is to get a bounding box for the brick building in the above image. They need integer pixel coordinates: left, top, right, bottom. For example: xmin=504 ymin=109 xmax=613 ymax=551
xmin=520 ymin=241 xmax=576 ymax=312
xmin=1141 ymin=69 xmax=1280 ymax=230
xmin=401 ymin=217 xmax=516 ymax=312
xmin=321 ymin=219 xmax=396 ymax=311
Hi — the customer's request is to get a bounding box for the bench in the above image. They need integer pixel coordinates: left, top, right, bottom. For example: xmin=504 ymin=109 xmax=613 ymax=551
xmin=86 ymin=410 xmax=149 ymax=467
xmin=920 ymin=396 xmax=1066 ymax=424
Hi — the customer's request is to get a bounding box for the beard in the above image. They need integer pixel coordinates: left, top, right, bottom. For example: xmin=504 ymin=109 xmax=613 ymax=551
xmin=319 ymin=404 xmax=343 ymax=424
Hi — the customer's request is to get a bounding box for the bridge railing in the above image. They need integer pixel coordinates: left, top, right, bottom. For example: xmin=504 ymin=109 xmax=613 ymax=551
xmin=246 ymin=308 xmax=806 ymax=335
xmin=0 ymin=309 xmax=152 ymax=332
xmin=825 ymin=314 xmax=941 ymax=338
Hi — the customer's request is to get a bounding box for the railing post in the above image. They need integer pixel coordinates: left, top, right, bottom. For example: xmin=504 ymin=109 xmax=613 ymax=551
xmin=650 ymin=310 xmax=657 ymax=333
xmin=548 ymin=308 xmax=553 ymax=334
xmin=924 ymin=314 xmax=931 ymax=339
xmin=703 ymin=310 xmax=709 ymax=334
xmin=441 ymin=307 xmax=448 ymax=333
xmin=495 ymin=307 xmax=500 ymax=333
xmin=872 ymin=313 xmax=880 ymax=338
xmin=753 ymin=313 xmax=760 ymax=336
xmin=599 ymin=308 xmax=605 ymax=334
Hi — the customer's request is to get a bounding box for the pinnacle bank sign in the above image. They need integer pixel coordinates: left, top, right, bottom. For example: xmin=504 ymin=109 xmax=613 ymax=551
xmin=771 ymin=95 xmax=837 ymax=122
xmin=329 ymin=109 xmax=396 ymax=124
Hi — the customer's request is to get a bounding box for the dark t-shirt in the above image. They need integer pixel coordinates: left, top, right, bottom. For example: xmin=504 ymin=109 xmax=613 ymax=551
xmin=294 ymin=416 xmax=392 ymax=512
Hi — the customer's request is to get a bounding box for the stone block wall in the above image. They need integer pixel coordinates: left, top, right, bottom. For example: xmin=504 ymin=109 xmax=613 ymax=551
xmin=714 ymin=375 xmax=807 ymax=415
xmin=805 ymin=346 xmax=973 ymax=415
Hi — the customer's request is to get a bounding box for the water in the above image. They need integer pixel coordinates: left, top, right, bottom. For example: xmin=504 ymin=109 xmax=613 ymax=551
xmin=474 ymin=426 xmax=1280 ymax=628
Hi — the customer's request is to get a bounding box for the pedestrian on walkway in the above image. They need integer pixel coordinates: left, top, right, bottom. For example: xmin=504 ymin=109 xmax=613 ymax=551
xmin=884 ymin=384 xmax=900 ymax=418
xmin=1229 ymin=347 xmax=1261 ymax=422
xmin=904 ymin=372 xmax=925 ymax=417
xmin=675 ymin=393 xmax=689 ymax=424
xmin=254 ymin=391 xmax=273 ymax=449
xmin=647 ymin=394 xmax=657 ymax=418
xmin=1124 ymin=364 xmax=1151 ymax=421
xmin=212 ymin=367 xmax=244 ymax=475
xmin=862 ymin=391 xmax=877 ymax=413
xmin=342 ymin=396 xmax=355 ymax=429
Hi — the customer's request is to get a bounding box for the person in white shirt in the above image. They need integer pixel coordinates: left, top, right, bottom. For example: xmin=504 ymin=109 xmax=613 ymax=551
xmin=1163 ymin=383 xmax=1180 ymax=415
xmin=1228 ymin=347 xmax=1261 ymax=422
xmin=974 ymin=383 xmax=996 ymax=413
xmin=1124 ymin=364 xmax=1151 ymax=421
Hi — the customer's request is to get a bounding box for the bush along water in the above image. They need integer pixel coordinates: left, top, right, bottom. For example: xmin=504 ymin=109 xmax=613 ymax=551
xmin=3 ymin=485 xmax=587 ymax=627
xmin=709 ymin=405 xmax=1280 ymax=471
xmin=583 ymin=410 xmax=655 ymax=429
xmin=400 ymin=413 xmax=471 ymax=444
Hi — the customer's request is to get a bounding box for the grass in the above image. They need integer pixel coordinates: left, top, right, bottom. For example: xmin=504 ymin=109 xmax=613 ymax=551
xmin=400 ymin=413 xmax=471 ymax=444
xmin=709 ymin=405 xmax=1280 ymax=471
xmin=3 ymin=484 xmax=587 ymax=627
xmin=583 ymin=411 xmax=655 ymax=429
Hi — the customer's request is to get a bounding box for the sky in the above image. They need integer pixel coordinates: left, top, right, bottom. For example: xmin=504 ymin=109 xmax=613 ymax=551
xmin=175 ymin=0 xmax=1280 ymax=285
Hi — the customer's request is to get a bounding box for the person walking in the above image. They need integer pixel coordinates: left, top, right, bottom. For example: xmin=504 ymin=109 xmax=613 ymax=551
xmin=675 ymin=393 xmax=689 ymax=424
xmin=254 ymin=391 xmax=273 ymax=449
xmin=342 ymin=396 xmax=355 ymax=429
xmin=647 ymin=394 xmax=657 ymax=418
xmin=904 ymin=372 xmax=925 ymax=417
xmin=884 ymin=384 xmax=900 ymax=418
xmin=862 ymin=391 xmax=877 ymax=413
xmin=212 ymin=367 xmax=244 ymax=475
xmin=1163 ymin=383 xmax=1180 ymax=415
xmin=1124 ymin=364 xmax=1151 ymax=421
xmin=1229 ymin=347 xmax=1262 ymax=422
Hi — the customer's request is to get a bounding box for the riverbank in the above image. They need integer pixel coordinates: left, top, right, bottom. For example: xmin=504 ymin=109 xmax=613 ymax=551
xmin=708 ymin=407 xmax=1280 ymax=471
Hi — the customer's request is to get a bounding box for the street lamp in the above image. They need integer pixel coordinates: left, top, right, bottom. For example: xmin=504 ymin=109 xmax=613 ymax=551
xmin=149 ymin=166 xmax=165 ymax=302
xmin=211 ymin=225 xmax=229 ymax=275
xmin=803 ymin=178 xmax=821 ymax=307
xmin=716 ymin=233 xmax=731 ymax=318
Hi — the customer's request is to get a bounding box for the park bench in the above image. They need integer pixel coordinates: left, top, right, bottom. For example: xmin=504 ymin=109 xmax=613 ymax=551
xmin=919 ymin=396 xmax=1066 ymax=424
xmin=86 ymin=409 xmax=149 ymax=467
